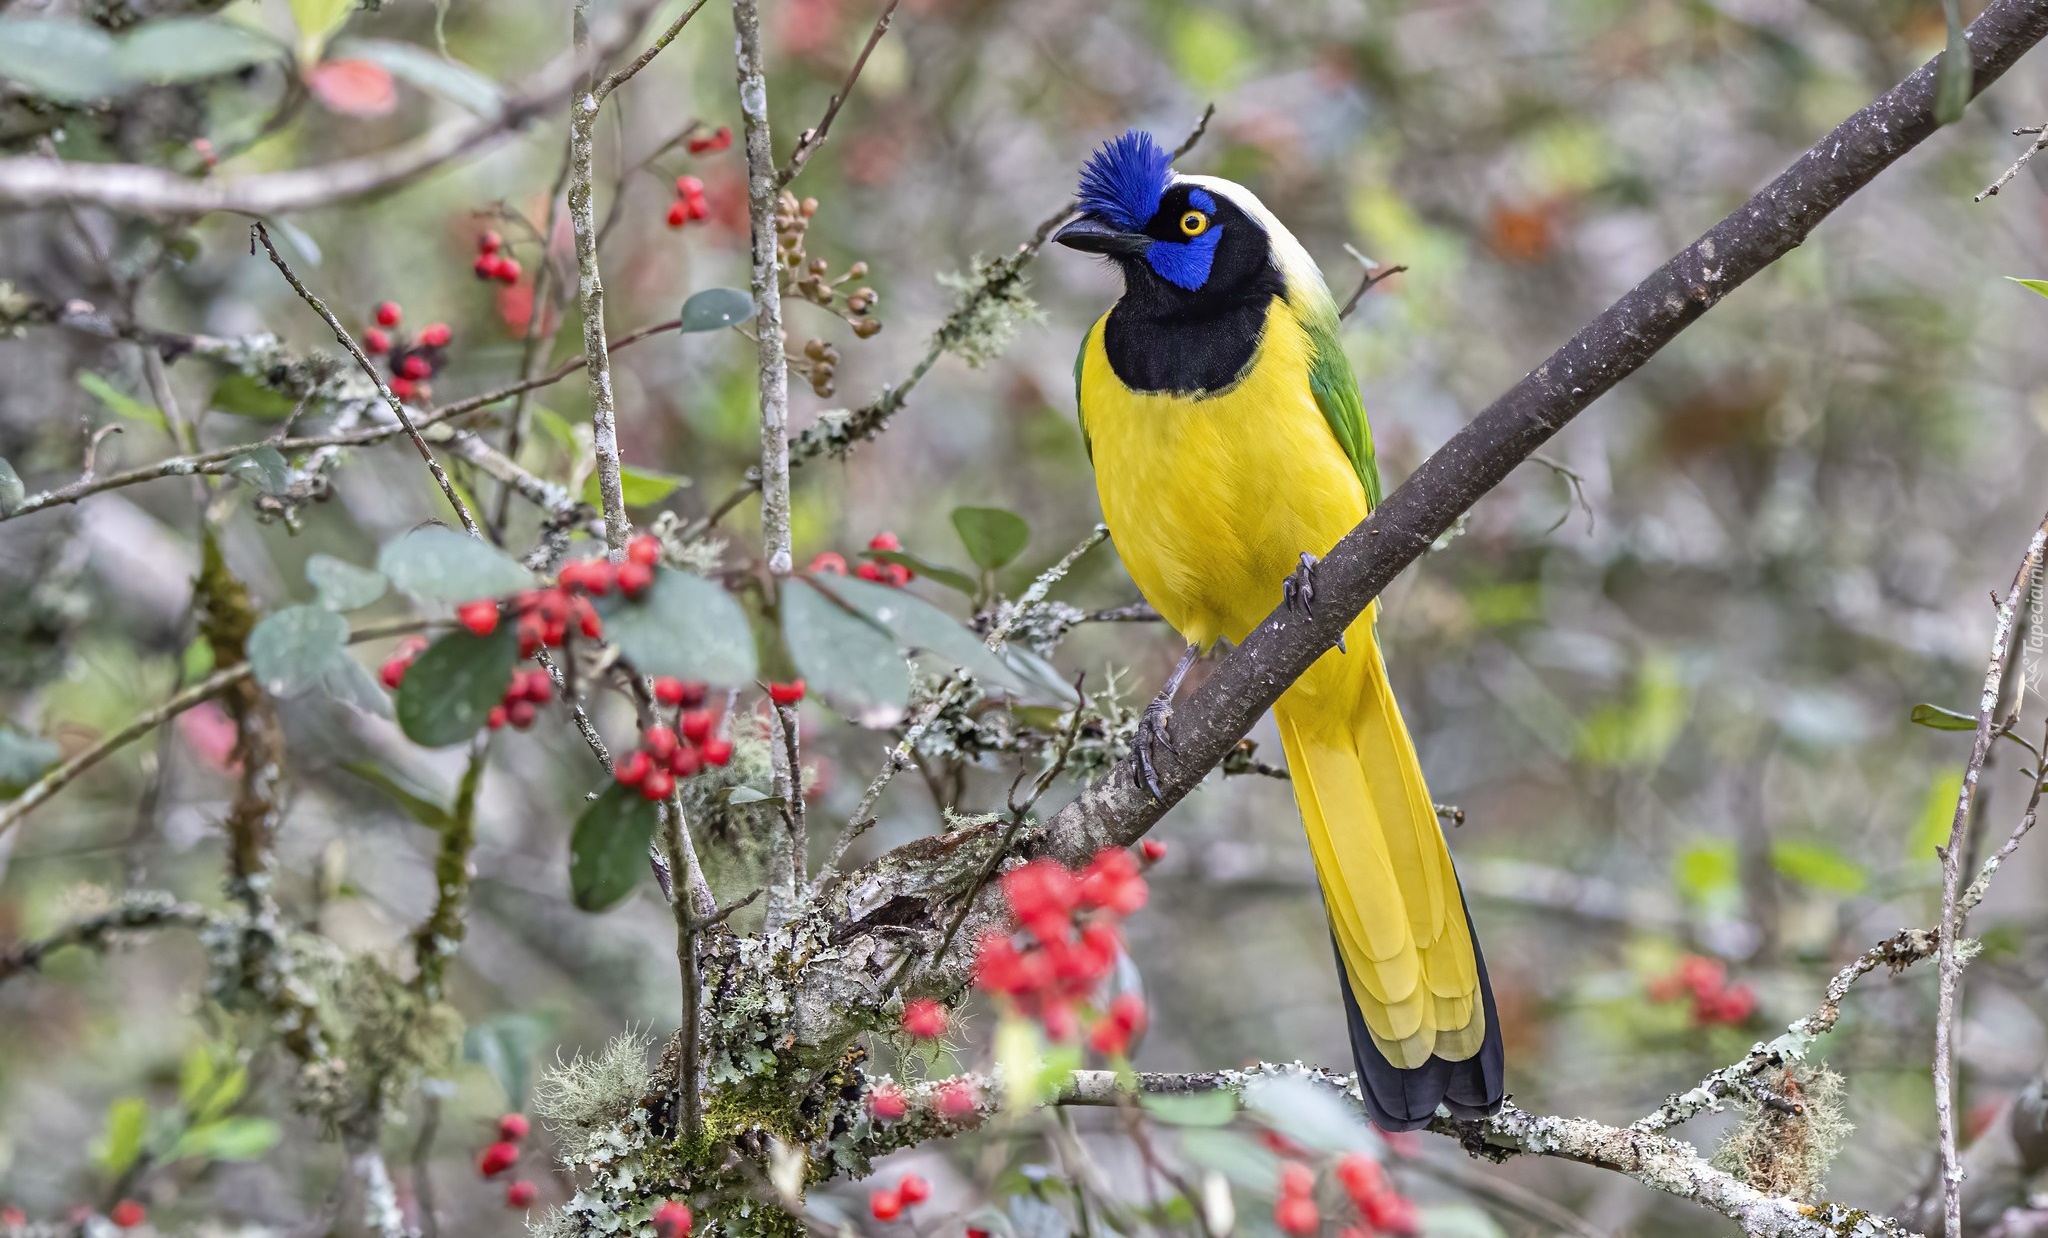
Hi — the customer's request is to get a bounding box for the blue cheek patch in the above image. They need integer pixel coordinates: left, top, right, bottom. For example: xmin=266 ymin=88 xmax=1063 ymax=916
xmin=1146 ymin=227 xmax=1222 ymax=290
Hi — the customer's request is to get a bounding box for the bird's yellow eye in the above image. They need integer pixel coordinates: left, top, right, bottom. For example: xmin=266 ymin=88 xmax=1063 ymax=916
xmin=1179 ymin=210 xmax=1210 ymax=238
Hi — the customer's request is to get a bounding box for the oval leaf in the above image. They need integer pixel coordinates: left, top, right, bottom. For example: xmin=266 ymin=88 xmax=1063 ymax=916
xmin=580 ymin=464 xmax=689 ymax=509
xmin=208 ymin=371 xmax=299 ymax=419
xmin=115 ymin=19 xmax=283 ymax=84
xmin=395 ymin=624 xmax=517 ymax=746
xmin=679 ymin=287 xmax=756 ymax=333
xmin=307 ymin=554 xmax=389 ymax=611
xmin=2009 ymin=277 xmax=2048 ymax=300
xmin=377 ymin=526 xmax=534 ymax=603
xmin=247 ymin=604 xmax=349 ymax=697
xmin=598 ymin=568 xmax=758 ymax=684
xmin=1910 ymin=703 xmax=1978 ymax=732
xmin=782 ymin=578 xmax=909 ymax=723
xmin=0 ymin=19 xmax=124 ymax=102
xmin=225 ymin=447 xmax=291 ymax=496
xmin=813 ymin=575 xmax=1026 ymax=694
xmin=0 ymin=726 xmax=60 ymax=797
xmin=570 ymin=783 xmax=661 ymax=911
xmin=0 ymin=458 xmax=23 ymax=515
xmin=952 ymin=506 xmax=1029 ymax=571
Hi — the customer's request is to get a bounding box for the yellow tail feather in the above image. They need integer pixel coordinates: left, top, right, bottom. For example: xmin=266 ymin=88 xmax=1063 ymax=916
xmin=1274 ymin=605 xmax=1485 ymax=1071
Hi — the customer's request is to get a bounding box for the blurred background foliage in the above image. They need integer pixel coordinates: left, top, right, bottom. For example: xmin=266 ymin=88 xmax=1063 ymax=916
xmin=3 ymin=0 xmax=2048 ymax=1232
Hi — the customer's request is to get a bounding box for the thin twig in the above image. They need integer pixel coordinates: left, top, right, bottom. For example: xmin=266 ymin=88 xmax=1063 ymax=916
xmin=1170 ymin=103 xmax=1217 ymax=160
xmin=1529 ymin=451 xmax=1595 ymax=533
xmin=776 ymin=0 xmax=900 ymax=186
xmin=252 ymin=223 xmax=480 ymax=535
xmin=1977 ymin=123 xmax=2048 ymax=200
xmin=1336 ymin=244 xmax=1407 ymax=321
xmin=0 ymin=892 xmax=214 ymax=984
xmin=594 ymin=0 xmax=714 ymax=102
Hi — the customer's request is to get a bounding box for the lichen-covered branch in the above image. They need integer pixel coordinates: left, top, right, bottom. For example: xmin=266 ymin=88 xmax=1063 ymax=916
xmin=409 ymin=741 xmax=488 ymax=1003
xmin=0 ymin=891 xmax=215 ymax=985
xmin=734 ymin=0 xmax=795 ymax=578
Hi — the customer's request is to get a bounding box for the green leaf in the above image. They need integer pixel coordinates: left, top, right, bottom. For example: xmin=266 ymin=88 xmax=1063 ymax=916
xmin=726 ymin=786 xmax=775 ymax=805
xmin=1675 ymin=838 xmax=1740 ymax=905
xmin=337 ymin=38 xmax=502 ymax=117
xmin=1576 ymin=653 xmax=1690 ymax=768
xmin=208 ymin=371 xmax=299 ymax=419
xmin=289 ymin=0 xmax=356 ymax=44
xmin=531 ymin=407 xmax=582 ymax=454
xmin=322 ymin=654 xmax=394 ymax=718
xmin=463 ymin=1013 xmax=551 ymax=1108
xmin=1913 ymin=769 xmax=1966 ymax=860
xmin=182 ymin=636 xmax=217 ymax=684
xmin=189 ymin=1064 xmax=247 ymax=1124
xmin=679 ymin=287 xmax=755 ymax=333
xmin=782 ymin=577 xmax=909 ymax=723
xmin=225 ymin=446 xmax=291 ymax=495
xmin=813 ymin=574 xmax=1027 ymax=694
xmin=2005 ymin=276 xmax=2048 ymax=300
xmin=307 ymin=554 xmax=388 ymax=611
xmin=341 ymin=760 xmax=455 ymax=831
xmin=0 ymin=457 xmax=23 ymax=515
xmin=1242 ymin=1072 xmax=1377 ymax=1154
xmin=115 ymin=19 xmax=283 ymax=84
xmin=1770 ymin=840 xmax=1868 ymax=894
xmin=377 ymin=525 xmax=535 ymax=603
xmin=248 ymin=604 xmax=349 ymax=697
xmin=78 ymin=371 xmax=166 ymax=430
xmin=91 ymin=1097 xmax=149 ymax=1176
xmin=0 ymin=19 xmax=125 ymax=102
xmin=166 ymin=1117 xmax=279 ymax=1164
xmin=598 ymin=568 xmax=758 ymax=684
xmin=580 ymin=464 xmax=690 ymax=509
xmin=1910 ymin=702 xmax=1978 ymax=731
xmin=1178 ymin=1127 xmax=1282 ymax=1192
xmin=570 ymin=783 xmax=661 ymax=911
xmin=0 ymin=726 xmax=59 ymax=797
xmin=1141 ymin=1091 xmax=1239 ymax=1127
xmin=1934 ymin=0 xmax=1972 ymax=125
xmin=861 ymin=549 xmax=978 ymax=596
xmin=396 ymin=623 xmax=518 ymax=746
xmin=178 ymin=1046 xmax=215 ymax=1110
xmin=952 ymin=506 xmax=1030 ymax=571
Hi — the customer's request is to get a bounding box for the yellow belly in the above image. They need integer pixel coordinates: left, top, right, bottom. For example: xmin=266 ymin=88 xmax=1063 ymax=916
xmin=1080 ymin=299 xmax=1370 ymax=649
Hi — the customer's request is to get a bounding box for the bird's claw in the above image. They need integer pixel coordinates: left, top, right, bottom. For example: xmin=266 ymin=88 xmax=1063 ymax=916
xmin=1134 ymin=696 xmax=1177 ymax=802
xmin=1282 ymin=551 xmax=1319 ymax=620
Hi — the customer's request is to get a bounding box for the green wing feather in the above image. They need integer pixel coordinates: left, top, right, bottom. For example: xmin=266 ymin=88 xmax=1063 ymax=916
xmin=1302 ymin=308 xmax=1381 ymax=509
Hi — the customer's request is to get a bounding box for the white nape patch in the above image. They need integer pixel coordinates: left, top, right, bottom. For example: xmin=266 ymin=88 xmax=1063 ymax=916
xmin=1174 ymin=173 xmax=1335 ymax=313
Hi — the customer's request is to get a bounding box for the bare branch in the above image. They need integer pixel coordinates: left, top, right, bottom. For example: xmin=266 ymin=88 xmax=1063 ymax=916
xmin=776 ymin=0 xmax=901 ymax=187
xmin=0 ymin=892 xmax=215 ymax=985
xmin=1977 ymin=122 xmax=2048 ymax=199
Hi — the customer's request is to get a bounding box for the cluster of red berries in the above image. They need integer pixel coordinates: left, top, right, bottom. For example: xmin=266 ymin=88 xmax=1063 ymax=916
xmin=652 ymin=1200 xmax=693 ymax=1238
xmin=2 ymin=1203 xmax=146 ymax=1231
xmin=476 ymin=1113 xmax=540 ymax=1209
xmin=361 ymin=301 xmax=452 ymax=402
xmin=667 ymin=176 xmax=711 ymax=229
xmin=616 ymin=677 xmax=735 ymax=800
xmin=867 ymin=1172 xmax=930 ymax=1222
xmin=809 ymin=533 xmax=915 ymax=587
xmin=1648 ymin=954 xmax=1758 ymax=1027
xmin=686 ymin=125 xmax=733 ymax=155
xmin=865 ymin=1076 xmax=978 ymax=1125
xmin=1316 ymin=1151 xmax=1419 ymax=1236
xmin=454 ymin=535 xmax=668 ymax=662
xmin=972 ymin=846 xmax=1154 ymax=1053
xmin=378 ymin=635 xmax=431 ymax=689
xmin=473 ymin=230 xmax=523 ymax=285
xmin=484 ymin=668 xmax=555 ymax=731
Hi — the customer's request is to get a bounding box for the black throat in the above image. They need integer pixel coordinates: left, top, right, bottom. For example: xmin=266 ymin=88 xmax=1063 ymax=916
xmin=1102 ymin=274 xmax=1286 ymax=396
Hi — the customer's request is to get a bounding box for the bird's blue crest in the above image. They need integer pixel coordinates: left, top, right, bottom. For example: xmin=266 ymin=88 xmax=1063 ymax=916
xmin=1077 ymin=129 xmax=1173 ymax=231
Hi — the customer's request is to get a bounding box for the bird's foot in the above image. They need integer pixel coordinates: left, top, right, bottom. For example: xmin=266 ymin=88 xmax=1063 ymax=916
xmin=1282 ymin=552 xmax=1346 ymax=653
xmin=1134 ymin=695 xmax=1177 ymax=802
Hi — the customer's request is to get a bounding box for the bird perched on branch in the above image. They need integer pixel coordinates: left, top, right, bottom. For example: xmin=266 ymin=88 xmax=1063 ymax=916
xmin=1053 ymin=129 xmax=1503 ymax=1131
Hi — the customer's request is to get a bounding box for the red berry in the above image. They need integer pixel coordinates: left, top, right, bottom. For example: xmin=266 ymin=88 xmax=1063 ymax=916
xmin=869 ymin=1190 xmax=902 ymax=1222
xmin=675 ymin=175 xmax=706 ymax=199
xmin=652 ymin=1201 xmax=693 ymax=1238
xmin=933 ymin=1078 xmax=978 ymax=1120
xmin=521 ymin=670 xmax=555 ymax=703
xmin=418 ymin=322 xmax=453 ymax=348
xmin=687 ymin=197 xmax=710 ymax=221
xmin=363 ymin=327 xmax=391 ymax=353
xmin=700 ymin=737 xmax=733 ymax=766
xmin=487 ymin=704 xmax=508 ymax=729
xmin=1274 ymin=1195 xmax=1319 ymax=1236
xmin=478 ymin=1140 xmax=519 ymax=1177
xmin=767 ymin=680 xmax=806 ymax=706
xmin=855 ymin=562 xmax=887 ymax=583
xmin=380 ymin=657 xmax=409 ymax=689
xmin=1335 ymin=1153 xmax=1385 ymax=1206
xmin=3 ymin=1206 xmax=27 ymax=1228
xmin=686 ymin=127 xmax=732 ymax=154
xmin=475 ymin=254 xmax=499 ymax=279
xmin=808 ymin=551 xmax=848 ymax=575
xmin=868 ymin=1083 xmax=907 ymax=1121
xmin=667 ymin=202 xmax=690 ymax=229
xmin=901 ymin=997 xmax=947 ymax=1039
xmin=506 ymin=699 xmax=537 ymax=729
xmin=572 ymin=596 xmax=603 ymax=639
xmin=498 ymin=1113 xmax=531 ymax=1141
xmin=458 ymin=599 xmax=500 ymax=636
xmin=495 ymin=257 xmax=523 ymax=284
xmin=668 ymin=744 xmax=703 ymax=777
xmin=400 ymin=354 xmax=433 ymax=380
xmin=1140 ymin=838 xmax=1167 ymax=863
xmin=1279 ymin=1162 xmax=1316 ymax=1198
xmin=641 ymin=767 xmax=676 ymax=800
xmin=616 ymin=561 xmax=653 ymax=598
xmin=867 ymin=531 xmax=901 ymax=552
xmin=896 ymin=1174 xmax=929 ymax=1205
xmin=375 ymin=301 xmax=402 ymax=327
xmin=1360 ymin=1191 xmax=1416 ymax=1235
xmin=627 ymin=534 xmax=662 ymax=566
xmin=653 ymin=677 xmax=686 ymax=705
xmin=389 ymin=376 xmax=419 ymax=400
xmin=109 ymin=1202 xmax=145 ymax=1230
xmin=506 ymin=1180 xmax=539 ymax=1208
xmin=680 ymin=710 xmax=715 ymax=742
xmin=479 ymin=230 xmax=504 ymax=255
xmin=616 ymin=749 xmax=653 ymax=787
xmin=884 ymin=562 xmax=912 ymax=587
xmin=643 ymin=724 xmax=679 ymax=761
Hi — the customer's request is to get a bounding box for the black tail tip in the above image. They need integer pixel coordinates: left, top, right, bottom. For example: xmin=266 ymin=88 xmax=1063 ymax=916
xmin=1332 ymin=935 xmax=1506 ymax=1133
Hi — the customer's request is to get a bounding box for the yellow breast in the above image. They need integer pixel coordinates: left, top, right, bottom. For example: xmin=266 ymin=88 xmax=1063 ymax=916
xmin=1080 ymin=298 xmax=1370 ymax=649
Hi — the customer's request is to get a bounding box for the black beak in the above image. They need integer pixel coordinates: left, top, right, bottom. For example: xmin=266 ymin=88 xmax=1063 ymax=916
xmin=1052 ymin=215 xmax=1152 ymax=257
